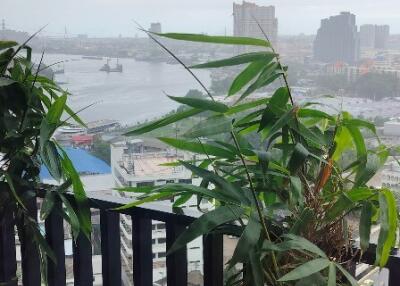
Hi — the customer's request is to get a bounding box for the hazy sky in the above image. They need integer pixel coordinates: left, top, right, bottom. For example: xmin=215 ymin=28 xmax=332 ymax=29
xmin=2 ymin=0 xmax=400 ymax=37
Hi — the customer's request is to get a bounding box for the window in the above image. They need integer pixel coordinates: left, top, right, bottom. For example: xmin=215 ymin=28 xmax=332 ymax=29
xmin=158 ymin=252 xmax=166 ymax=258
xmin=158 ymin=238 xmax=166 ymax=244
xmin=137 ymin=181 xmax=155 ymax=187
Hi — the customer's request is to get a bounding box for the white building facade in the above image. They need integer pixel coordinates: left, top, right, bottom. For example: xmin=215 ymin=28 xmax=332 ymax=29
xmin=111 ymin=139 xmax=209 ymax=284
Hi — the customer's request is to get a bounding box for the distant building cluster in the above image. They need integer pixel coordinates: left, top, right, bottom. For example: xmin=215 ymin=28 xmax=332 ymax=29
xmin=314 ymin=12 xmax=360 ymax=64
xmin=149 ymin=22 xmax=162 ymax=34
xmin=313 ymin=12 xmax=391 ymax=64
xmin=0 ymin=19 xmax=30 ymax=43
xmin=233 ymin=1 xmax=278 ymax=46
xmin=360 ymin=24 xmax=390 ymax=49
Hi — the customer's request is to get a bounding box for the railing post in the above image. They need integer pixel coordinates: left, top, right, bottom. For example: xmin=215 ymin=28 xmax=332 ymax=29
xmin=73 ymin=232 xmax=93 ymax=286
xmin=203 ymin=233 xmax=223 ymax=286
xmin=166 ymin=221 xmax=187 ymax=286
xmin=132 ymin=215 xmax=153 ymax=286
xmin=17 ymin=196 xmax=41 ymax=286
xmin=100 ymin=210 xmax=121 ymax=286
xmin=0 ymin=208 xmax=17 ymax=286
xmin=45 ymin=199 xmax=66 ymax=286
xmin=388 ymin=250 xmax=400 ymax=285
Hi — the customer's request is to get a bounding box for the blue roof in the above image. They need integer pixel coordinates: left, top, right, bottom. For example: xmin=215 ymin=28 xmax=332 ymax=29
xmin=40 ymin=147 xmax=111 ymax=180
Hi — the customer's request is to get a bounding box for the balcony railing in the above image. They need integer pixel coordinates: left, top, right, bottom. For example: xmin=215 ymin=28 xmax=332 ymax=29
xmin=0 ymin=190 xmax=399 ymax=286
xmin=0 ymin=191 xmax=223 ymax=286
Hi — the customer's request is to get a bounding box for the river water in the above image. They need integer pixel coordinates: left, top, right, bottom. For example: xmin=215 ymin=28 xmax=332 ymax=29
xmin=33 ymin=53 xmax=211 ymax=125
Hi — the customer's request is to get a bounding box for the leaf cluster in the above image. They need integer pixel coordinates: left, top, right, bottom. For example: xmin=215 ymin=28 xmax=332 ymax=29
xmin=0 ymin=41 xmax=91 ymax=283
xmin=121 ymin=32 xmax=399 ymax=285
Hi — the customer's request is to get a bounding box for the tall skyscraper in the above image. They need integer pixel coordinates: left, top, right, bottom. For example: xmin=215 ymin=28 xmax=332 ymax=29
xmin=314 ymin=12 xmax=360 ymax=64
xmin=360 ymin=24 xmax=376 ymax=48
xmin=375 ymin=25 xmax=390 ymax=49
xmin=233 ymin=1 xmax=278 ymax=46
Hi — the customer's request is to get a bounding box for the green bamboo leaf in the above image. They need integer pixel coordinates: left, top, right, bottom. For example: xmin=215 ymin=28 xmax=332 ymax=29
xmin=0 ymin=41 xmax=18 ymax=51
xmin=278 ymin=258 xmax=330 ymax=282
xmin=228 ymin=60 xmax=269 ymax=96
xmin=375 ymin=189 xmax=398 ymax=267
xmin=0 ymin=77 xmax=15 ymax=87
xmin=289 ymin=208 xmax=313 ymax=235
xmin=168 ymin=95 xmax=228 ymax=113
xmin=46 ymin=94 xmax=67 ymax=124
xmin=184 ymin=115 xmax=232 ymax=138
xmin=41 ymin=141 xmax=63 ymax=181
xmin=179 ymin=161 xmax=250 ymax=204
xmin=173 ymin=193 xmax=192 ymax=207
xmin=59 ymin=148 xmax=91 ymax=237
xmin=248 ymin=249 xmax=265 ymax=286
xmin=264 ymin=107 xmax=295 ymax=138
xmin=124 ymin=108 xmax=202 ymax=136
xmin=259 ymin=87 xmax=289 ymax=131
xmin=158 ymin=137 xmax=236 ymax=159
xmin=327 ymin=262 xmax=336 ymax=286
xmin=268 ymin=86 xmax=290 ymax=115
xmin=359 ymin=201 xmax=372 ymax=252
xmin=335 ymin=263 xmax=358 ymax=286
xmin=325 ymin=193 xmax=354 ymax=221
xmin=298 ymin=108 xmax=334 ymax=121
xmin=354 ymin=153 xmax=381 ymax=187
xmin=225 ymin=97 xmax=269 ymax=115
xmin=117 ymin=192 xmax=176 ymax=210
xmin=50 ymin=91 xmax=86 ymax=127
xmin=229 ymin=212 xmax=262 ymax=267
xmin=344 ymin=118 xmax=376 ymax=134
xmin=190 ymin=52 xmax=275 ymax=69
xmin=154 ymin=32 xmax=270 ymax=47
xmin=288 ymin=143 xmax=310 ymax=174
xmin=167 ymin=206 xmax=245 ymax=254
xmin=282 ymin=234 xmax=327 ymax=258
xmin=3 ymin=173 xmax=26 ymax=210
xmin=345 ymin=124 xmax=366 ymax=159
xmin=59 ymin=194 xmax=80 ymax=239
xmin=239 ymin=62 xmax=281 ymax=102
xmin=290 ymin=176 xmax=303 ymax=206
xmin=40 ymin=190 xmax=56 ymax=220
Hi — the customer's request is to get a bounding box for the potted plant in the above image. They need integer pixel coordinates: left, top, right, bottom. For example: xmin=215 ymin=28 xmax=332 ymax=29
xmin=122 ymin=32 xmax=397 ymax=285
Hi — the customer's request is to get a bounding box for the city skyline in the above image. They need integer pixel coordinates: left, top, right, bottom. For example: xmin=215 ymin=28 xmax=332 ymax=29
xmin=2 ymin=0 xmax=400 ymax=37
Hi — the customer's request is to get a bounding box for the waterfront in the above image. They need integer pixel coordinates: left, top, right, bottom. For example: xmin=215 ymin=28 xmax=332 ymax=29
xmin=33 ymin=53 xmax=211 ymax=125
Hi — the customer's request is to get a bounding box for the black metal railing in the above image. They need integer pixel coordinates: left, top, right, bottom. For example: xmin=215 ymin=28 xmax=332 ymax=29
xmin=0 ymin=191 xmax=223 ymax=286
xmin=0 ymin=190 xmax=399 ymax=286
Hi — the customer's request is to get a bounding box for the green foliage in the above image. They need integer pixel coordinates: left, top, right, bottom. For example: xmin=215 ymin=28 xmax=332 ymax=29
xmin=0 ymin=41 xmax=90 ymax=283
xmin=121 ymin=32 xmax=399 ymax=285
xmin=354 ymin=72 xmax=399 ymax=100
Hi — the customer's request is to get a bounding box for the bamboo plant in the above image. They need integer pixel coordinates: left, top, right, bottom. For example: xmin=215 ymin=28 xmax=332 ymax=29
xmin=121 ymin=32 xmax=399 ymax=285
xmin=0 ymin=40 xmax=90 ymax=283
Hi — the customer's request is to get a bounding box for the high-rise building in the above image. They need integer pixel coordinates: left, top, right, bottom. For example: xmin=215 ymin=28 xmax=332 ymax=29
xmin=359 ymin=24 xmax=390 ymax=49
xmin=360 ymin=24 xmax=376 ymax=48
xmin=375 ymin=25 xmax=390 ymax=49
xmin=233 ymin=1 xmax=278 ymax=46
xmin=149 ymin=22 xmax=162 ymax=34
xmin=314 ymin=12 xmax=360 ymax=64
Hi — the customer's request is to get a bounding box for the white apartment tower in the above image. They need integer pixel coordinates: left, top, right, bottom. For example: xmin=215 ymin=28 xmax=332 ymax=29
xmin=233 ymin=1 xmax=278 ymax=46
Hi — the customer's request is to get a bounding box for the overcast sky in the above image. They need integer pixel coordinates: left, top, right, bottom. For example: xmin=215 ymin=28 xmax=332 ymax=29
xmin=2 ymin=0 xmax=400 ymax=37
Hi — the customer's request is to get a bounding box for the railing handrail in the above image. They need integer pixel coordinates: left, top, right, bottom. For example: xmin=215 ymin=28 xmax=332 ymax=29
xmin=37 ymin=188 xmax=202 ymax=224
